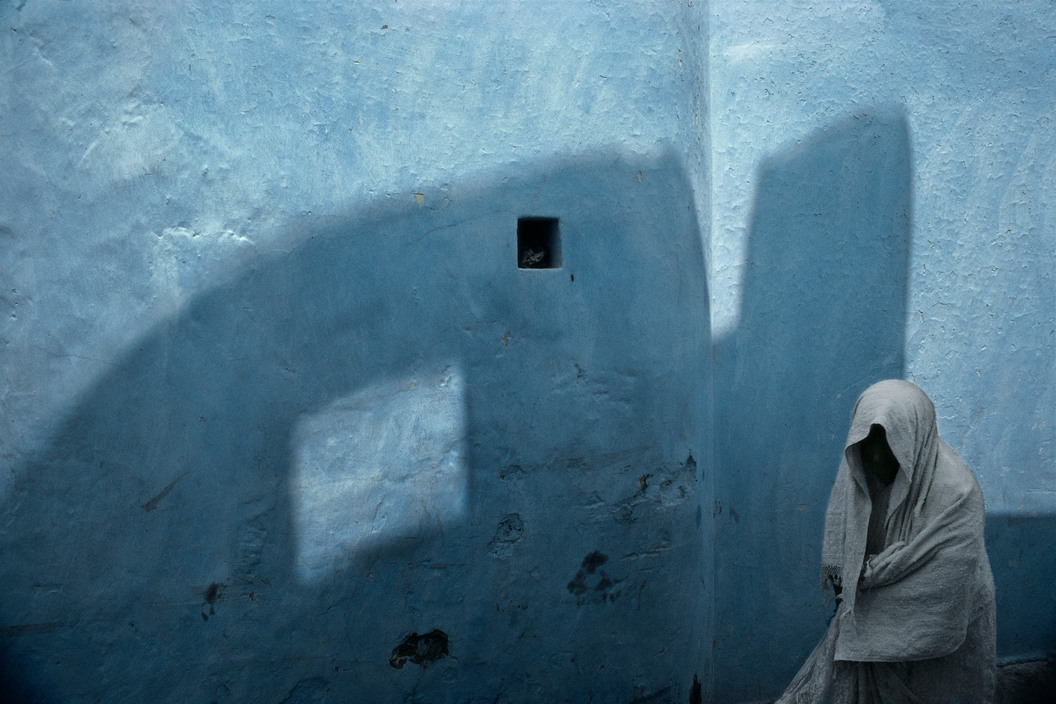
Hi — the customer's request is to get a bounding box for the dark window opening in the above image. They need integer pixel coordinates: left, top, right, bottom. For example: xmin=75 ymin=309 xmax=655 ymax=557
xmin=517 ymin=217 xmax=561 ymax=269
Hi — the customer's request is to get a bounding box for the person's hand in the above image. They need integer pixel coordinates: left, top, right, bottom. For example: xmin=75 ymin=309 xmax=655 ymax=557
xmin=860 ymin=541 xmax=908 ymax=589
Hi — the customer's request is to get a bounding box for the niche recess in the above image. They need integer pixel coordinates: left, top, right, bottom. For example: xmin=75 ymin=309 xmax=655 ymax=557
xmin=517 ymin=217 xmax=561 ymax=269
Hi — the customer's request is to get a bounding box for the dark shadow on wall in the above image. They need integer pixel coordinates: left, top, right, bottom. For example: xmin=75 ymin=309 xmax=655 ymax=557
xmin=0 ymin=150 xmax=711 ymax=703
xmin=711 ymin=110 xmax=913 ymax=702
xmin=986 ymin=512 xmax=1056 ymax=660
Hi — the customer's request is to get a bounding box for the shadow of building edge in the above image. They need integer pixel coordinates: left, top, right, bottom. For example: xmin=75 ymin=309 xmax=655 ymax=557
xmin=710 ymin=108 xmax=914 ymax=701
xmin=1 ymin=146 xmax=713 ymax=702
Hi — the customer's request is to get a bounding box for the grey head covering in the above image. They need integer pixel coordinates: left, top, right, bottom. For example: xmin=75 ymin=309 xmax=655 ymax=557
xmin=822 ymin=379 xmax=941 ymax=603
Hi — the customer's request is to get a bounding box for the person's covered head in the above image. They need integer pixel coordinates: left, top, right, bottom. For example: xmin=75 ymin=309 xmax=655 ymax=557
xmin=844 ymin=379 xmax=939 ymax=489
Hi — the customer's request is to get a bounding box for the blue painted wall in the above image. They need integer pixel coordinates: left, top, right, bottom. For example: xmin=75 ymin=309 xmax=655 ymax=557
xmin=1 ymin=1 xmax=1053 ymax=703
xmin=1 ymin=2 xmax=711 ymax=702
xmin=710 ymin=2 xmax=1056 ymax=701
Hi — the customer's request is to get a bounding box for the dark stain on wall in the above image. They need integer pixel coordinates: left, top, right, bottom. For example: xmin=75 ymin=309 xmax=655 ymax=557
xmin=389 ymin=630 xmax=450 ymax=669
xmin=567 ymin=551 xmax=622 ymax=605
xmin=199 ymin=582 xmax=224 ymax=622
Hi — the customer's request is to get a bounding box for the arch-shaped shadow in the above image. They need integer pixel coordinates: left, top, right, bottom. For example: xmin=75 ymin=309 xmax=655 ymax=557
xmin=1 ymin=150 xmax=711 ymax=703
xmin=711 ymin=110 xmax=913 ymax=701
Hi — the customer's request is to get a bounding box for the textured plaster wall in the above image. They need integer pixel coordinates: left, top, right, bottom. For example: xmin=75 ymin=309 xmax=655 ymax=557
xmin=710 ymin=1 xmax=1056 ymax=701
xmin=1 ymin=2 xmax=710 ymax=702
xmin=1 ymin=1 xmax=1053 ymax=703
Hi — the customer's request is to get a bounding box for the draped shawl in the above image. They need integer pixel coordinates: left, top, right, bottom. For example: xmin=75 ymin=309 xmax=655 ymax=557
xmin=779 ymin=380 xmax=996 ymax=703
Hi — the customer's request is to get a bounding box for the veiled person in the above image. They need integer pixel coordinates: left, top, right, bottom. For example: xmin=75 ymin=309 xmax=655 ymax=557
xmin=778 ymin=379 xmax=996 ymax=703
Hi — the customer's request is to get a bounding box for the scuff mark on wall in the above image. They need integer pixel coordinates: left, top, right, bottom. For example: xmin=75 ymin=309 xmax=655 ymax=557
xmin=488 ymin=513 xmax=525 ymax=558
xmin=141 ymin=473 xmax=183 ymax=512
xmin=278 ymin=676 xmax=330 ymax=704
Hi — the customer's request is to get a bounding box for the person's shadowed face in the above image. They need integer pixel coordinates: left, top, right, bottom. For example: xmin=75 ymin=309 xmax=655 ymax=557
xmin=860 ymin=424 xmax=899 ymax=486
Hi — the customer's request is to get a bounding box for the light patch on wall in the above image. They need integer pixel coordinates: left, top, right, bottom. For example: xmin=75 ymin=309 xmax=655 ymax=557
xmin=290 ymin=365 xmax=467 ymax=584
xmin=77 ymin=105 xmax=184 ymax=190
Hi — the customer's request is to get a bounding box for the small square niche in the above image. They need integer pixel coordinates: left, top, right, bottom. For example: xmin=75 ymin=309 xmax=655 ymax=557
xmin=517 ymin=217 xmax=561 ymax=269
